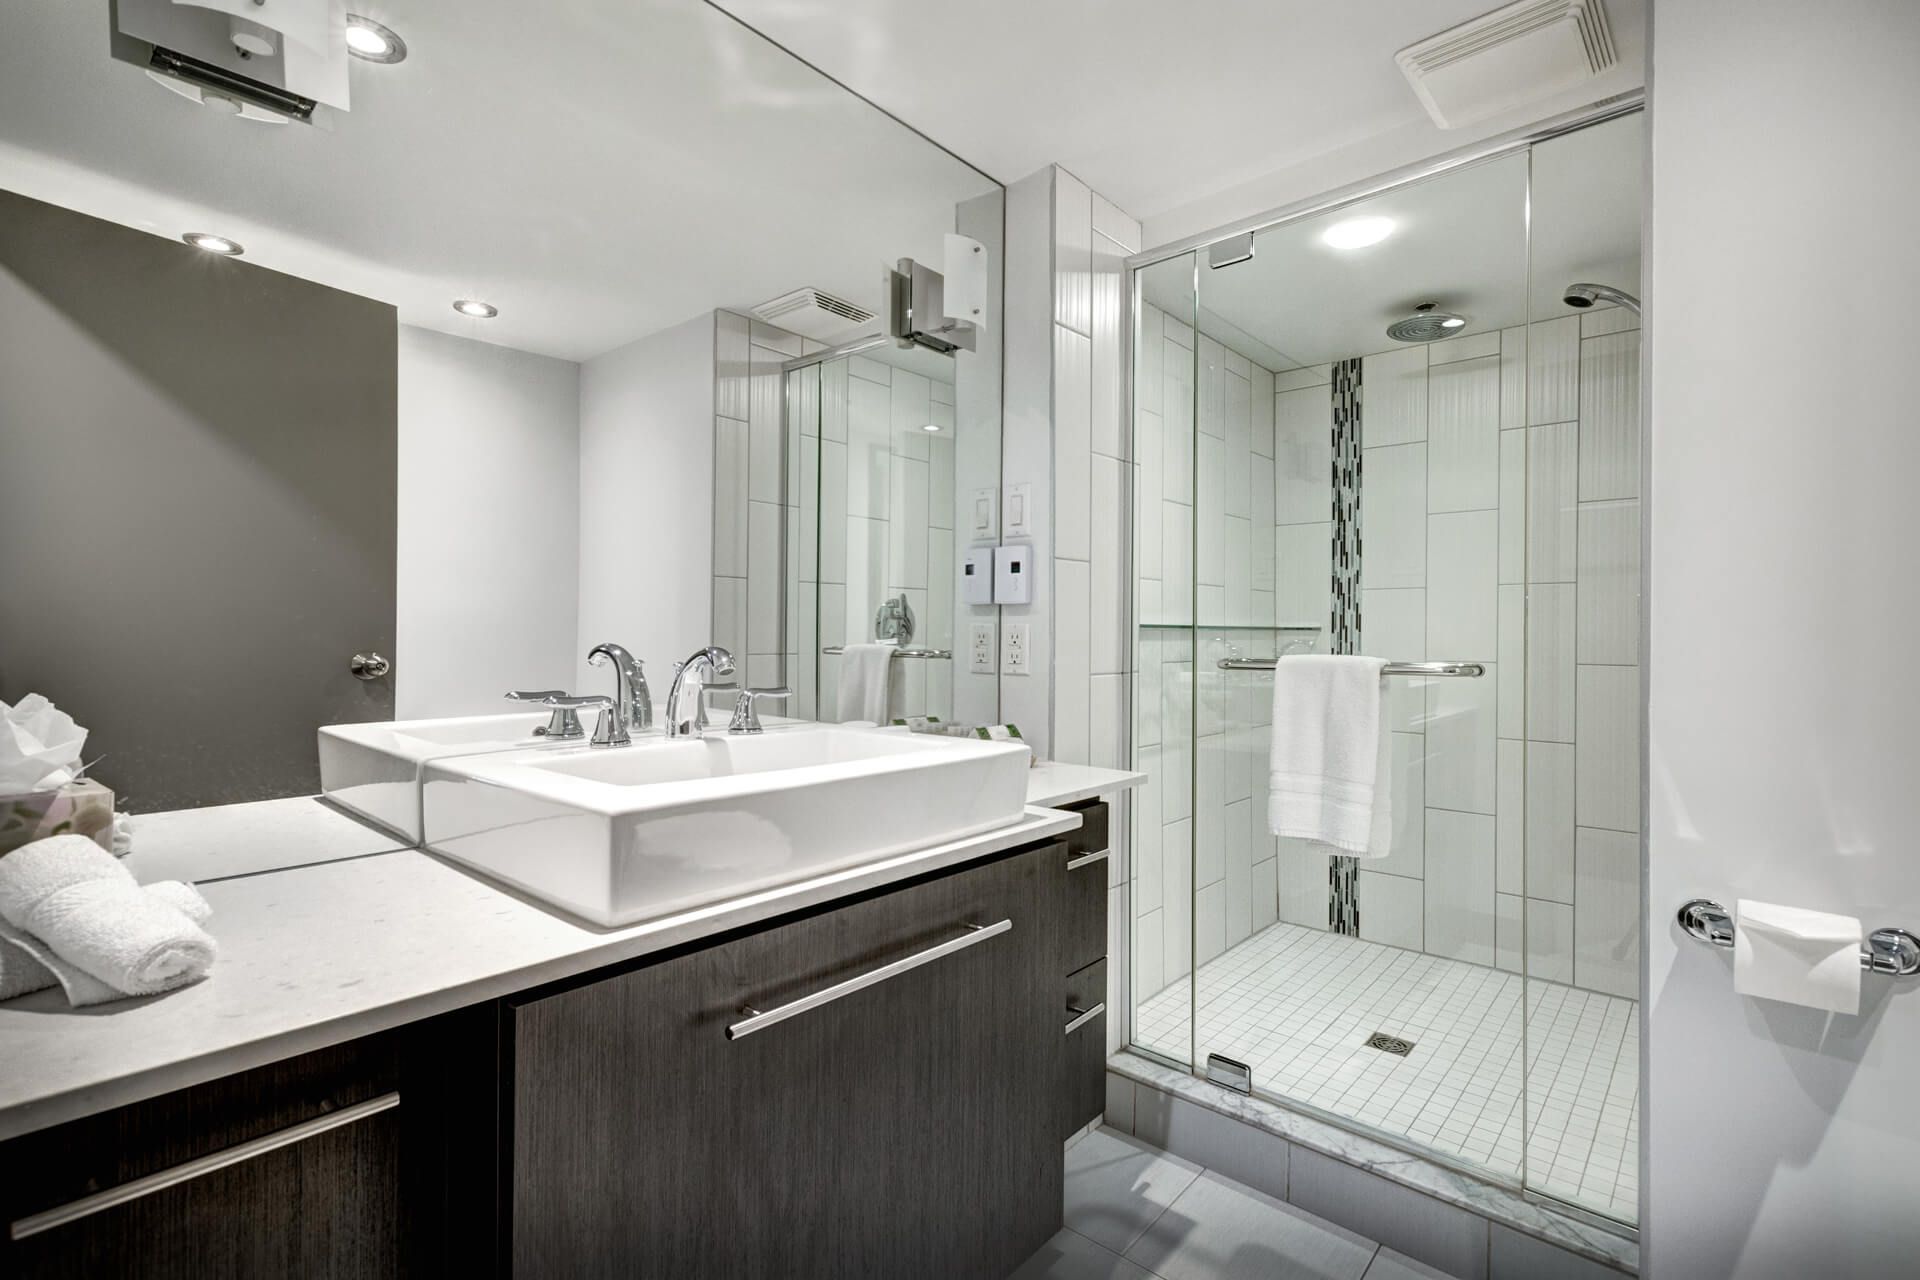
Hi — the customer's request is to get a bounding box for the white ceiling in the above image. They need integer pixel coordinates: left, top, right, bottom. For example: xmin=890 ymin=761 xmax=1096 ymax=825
xmin=712 ymin=0 xmax=1644 ymax=230
xmin=0 ymin=1 xmax=995 ymax=360
xmin=1144 ymin=112 xmax=1642 ymax=367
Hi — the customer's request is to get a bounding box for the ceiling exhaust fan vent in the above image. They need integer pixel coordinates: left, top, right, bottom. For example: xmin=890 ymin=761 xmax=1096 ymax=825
xmin=751 ymin=288 xmax=875 ymax=341
xmin=1396 ymin=0 xmax=1616 ymax=130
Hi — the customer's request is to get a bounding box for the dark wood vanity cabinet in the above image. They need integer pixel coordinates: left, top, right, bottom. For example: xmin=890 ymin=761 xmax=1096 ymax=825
xmin=508 ymin=840 xmax=1065 ymax=1279
xmin=0 ymin=836 xmax=1079 ymax=1279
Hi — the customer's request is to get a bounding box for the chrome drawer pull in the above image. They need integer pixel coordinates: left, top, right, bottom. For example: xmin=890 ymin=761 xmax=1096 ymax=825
xmin=1065 ymin=849 xmax=1109 ymax=872
xmin=1063 ymin=1001 xmax=1106 ymax=1037
xmin=9 ymin=1092 xmax=400 ymax=1241
xmin=727 ymin=919 xmax=1012 ymax=1041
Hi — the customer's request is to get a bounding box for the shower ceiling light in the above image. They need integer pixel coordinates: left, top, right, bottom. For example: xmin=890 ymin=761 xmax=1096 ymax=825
xmin=182 ymin=232 xmax=243 ymax=255
xmin=1321 ymin=216 xmax=1396 ymax=250
xmin=922 ymin=423 xmax=942 ymax=433
xmin=453 ymin=299 xmax=498 ymax=318
xmin=345 ymin=16 xmax=407 ymax=63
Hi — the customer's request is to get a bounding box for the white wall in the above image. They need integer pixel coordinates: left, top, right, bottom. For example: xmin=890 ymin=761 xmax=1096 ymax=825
xmin=577 ymin=314 xmax=714 ymax=693
xmin=1646 ymin=3 xmax=1920 ymax=1276
xmin=395 ymin=326 xmax=580 ymax=718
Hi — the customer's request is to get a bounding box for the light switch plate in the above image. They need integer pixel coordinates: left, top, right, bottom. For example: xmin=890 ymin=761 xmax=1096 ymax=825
xmin=1004 ymin=482 xmax=1032 ymax=538
xmin=1002 ymin=622 xmax=1030 ymax=675
xmin=970 ymin=488 xmax=997 ymax=540
xmin=968 ymin=621 xmax=995 ymax=674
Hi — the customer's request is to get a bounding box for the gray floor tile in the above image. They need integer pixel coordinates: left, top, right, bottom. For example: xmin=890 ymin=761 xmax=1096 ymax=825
xmin=1066 ymin=1127 xmax=1204 ymax=1255
xmin=1125 ymin=1170 xmax=1377 ymax=1280
xmin=1010 ymin=1228 xmax=1158 ymax=1280
xmin=1287 ymin=1147 xmax=1489 ymax=1279
xmin=1135 ymin=1090 xmax=1290 ymax=1203
xmin=1366 ymin=1246 xmax=1465 ymax=1279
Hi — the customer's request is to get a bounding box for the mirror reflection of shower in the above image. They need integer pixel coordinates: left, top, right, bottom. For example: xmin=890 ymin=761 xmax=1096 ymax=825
xmin=1563 ymin=281 xmax=1641 ymax=313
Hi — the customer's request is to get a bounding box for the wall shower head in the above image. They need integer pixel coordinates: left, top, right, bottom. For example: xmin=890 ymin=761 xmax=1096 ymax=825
xmin=1386 ymin=302 xmax=1469 ymax=343
xmin=1564 ymin=282 xmax=1641 ymax=314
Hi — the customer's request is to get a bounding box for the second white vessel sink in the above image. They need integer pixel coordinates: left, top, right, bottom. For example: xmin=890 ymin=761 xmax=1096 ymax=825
xmin=421 ymin=724 xmax=1031 ymax=926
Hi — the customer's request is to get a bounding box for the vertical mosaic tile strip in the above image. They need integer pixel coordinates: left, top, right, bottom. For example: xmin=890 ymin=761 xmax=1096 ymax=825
xmin=1329 ymin=356 xmax=1364 ymax=935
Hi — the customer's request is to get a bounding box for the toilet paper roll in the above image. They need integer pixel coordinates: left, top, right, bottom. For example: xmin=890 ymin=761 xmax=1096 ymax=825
xmin=1734 ymin=899 xmax=1862 ymax=1014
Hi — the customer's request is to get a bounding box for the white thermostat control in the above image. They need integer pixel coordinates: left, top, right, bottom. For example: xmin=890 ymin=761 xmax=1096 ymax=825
xmin=961 ymin=547 xmax=994 ymax=604
xmin=993 ymin=544 xmax=1033 ymax=604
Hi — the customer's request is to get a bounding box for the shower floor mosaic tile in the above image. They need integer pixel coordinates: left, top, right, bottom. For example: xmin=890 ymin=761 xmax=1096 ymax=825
xmin=1134 ymin=921 xmax=1639 ymax=1223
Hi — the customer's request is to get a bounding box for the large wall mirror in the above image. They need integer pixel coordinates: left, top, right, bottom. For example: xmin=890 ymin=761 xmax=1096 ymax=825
xmin=0 ymin=1 xmax=1002 ymax=813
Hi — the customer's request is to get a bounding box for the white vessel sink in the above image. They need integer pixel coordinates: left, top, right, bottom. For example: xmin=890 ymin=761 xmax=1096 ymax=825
xmin=319 ymin=712 xmax=569 ymax=842
xmin=420 ymin=724 xmax=1032 ymax=926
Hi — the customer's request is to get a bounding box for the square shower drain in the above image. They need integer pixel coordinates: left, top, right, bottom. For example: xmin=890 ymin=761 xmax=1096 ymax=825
xmin=1365 ymin=1032 xmax=1415 ymax=1056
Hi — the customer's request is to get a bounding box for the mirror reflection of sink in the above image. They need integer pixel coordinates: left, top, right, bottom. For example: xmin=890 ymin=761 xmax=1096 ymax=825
xmin=421 ymin=724 xmax=1032 ymax=926
xmin=319 ymin=712 xmax=600 ymax=842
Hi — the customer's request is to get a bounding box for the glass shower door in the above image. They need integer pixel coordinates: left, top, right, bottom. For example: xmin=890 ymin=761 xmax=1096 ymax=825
xmin=1178 ymin=153 xmax=1534 ymax=1191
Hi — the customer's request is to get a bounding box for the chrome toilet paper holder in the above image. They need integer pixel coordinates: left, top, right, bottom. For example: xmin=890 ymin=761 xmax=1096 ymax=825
xmin=1678 ymin=899 xmax=1920 ymax=976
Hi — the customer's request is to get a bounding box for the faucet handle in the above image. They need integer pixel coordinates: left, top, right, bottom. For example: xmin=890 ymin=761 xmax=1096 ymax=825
xmin=728 ymin=687 xmax=792 ymax=734
xmin=507 ymin=690 xmax=609 ymax=740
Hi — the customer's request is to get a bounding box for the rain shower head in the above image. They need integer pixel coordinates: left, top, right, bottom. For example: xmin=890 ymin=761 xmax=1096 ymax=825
xmin=1386 ymin=302 xmax=1469 ymax=343
xmin=1564 ymin=282 xmax=1641 ymax=314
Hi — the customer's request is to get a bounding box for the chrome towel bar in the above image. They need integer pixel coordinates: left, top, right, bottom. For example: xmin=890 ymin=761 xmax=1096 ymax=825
xmin=820 ymin=646 xmax=953 ymax=660
xmin=1216 ymin=658 xmax=1484 ymax=677
xmin=1677 ymin=899 xmax=1920 ymax=976
xmin=726 ymin=919 xmax=1012 ymax=1040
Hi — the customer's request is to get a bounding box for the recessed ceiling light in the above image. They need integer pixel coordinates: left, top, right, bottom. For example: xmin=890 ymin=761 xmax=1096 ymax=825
xmin=452 ymin=299 xmax=498 ymax=319
xmin=1320 ymin=216 xmax=1396 ymax=250
xmin=345 ymin=15 xmax=407 ymax=63
xmin=922 ymin=423 xmax=942 ymax=433
xmin=182 ymin=232 xmax=243 ymax=255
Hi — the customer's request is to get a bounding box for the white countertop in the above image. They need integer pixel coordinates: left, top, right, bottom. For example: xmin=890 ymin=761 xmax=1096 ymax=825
xmin=1025 ymin=762 xmax=1146 ymax=809
xmin=0 ymin=804 xmax=1079 ymax=1141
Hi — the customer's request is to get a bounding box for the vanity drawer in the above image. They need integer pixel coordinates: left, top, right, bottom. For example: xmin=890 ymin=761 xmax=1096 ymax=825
xmin=0 ymin=1036 xmax=404 ymax=1279
xmin=1062 ymin=958 xmax=1108 ymax=1139
xmin=1063 ymin=801 xmax=1110 ymax=977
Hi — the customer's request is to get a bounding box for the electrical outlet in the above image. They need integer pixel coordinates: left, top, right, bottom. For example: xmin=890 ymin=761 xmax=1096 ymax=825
xmin=1002 ymin=622 xmax=1030 ymax=675
xmin=968 ymin=621 xmax=995 ymax=674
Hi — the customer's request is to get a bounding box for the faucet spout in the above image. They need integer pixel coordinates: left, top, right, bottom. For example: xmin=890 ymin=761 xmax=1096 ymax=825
xmin=665 ymin=646 xmax=736 ymax=738
xmin=587 ymin=642 xmax=651 ymax=746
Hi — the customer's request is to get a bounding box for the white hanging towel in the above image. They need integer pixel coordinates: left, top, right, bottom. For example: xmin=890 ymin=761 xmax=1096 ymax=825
xmin=1267 ymin=655 xmax=1393 ymax=858
xmin=836 ymin=643 xmax=904 ymax=724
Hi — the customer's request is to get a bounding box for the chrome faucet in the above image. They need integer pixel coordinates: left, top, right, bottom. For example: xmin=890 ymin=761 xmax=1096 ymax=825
xmin=665 ymin=646 xmax=735 ymax=738
xmin=586 ymin=642 xmax=652 ymax=747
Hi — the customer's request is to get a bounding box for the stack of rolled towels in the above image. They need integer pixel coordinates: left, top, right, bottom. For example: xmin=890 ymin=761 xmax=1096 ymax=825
xmin=0 ymin=834 xmax=217 ymax=1006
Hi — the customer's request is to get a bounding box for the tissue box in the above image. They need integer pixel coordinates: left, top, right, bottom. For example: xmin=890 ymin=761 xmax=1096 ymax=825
xmin=0 ymin=779 xmax=115 ymax=856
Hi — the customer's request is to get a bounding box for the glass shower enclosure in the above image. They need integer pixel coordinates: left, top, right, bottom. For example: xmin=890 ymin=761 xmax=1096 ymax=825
xmin=1126 ymin=111 xmax=1644 ymax=1227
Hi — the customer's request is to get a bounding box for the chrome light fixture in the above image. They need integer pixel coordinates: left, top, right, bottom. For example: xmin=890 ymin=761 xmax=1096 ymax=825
xmin=452 ymin=299 xmax=498 ymax=319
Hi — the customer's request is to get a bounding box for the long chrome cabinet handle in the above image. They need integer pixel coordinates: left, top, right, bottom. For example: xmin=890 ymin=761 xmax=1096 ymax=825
xmin=727 ymin=919 xmax=1013 ymax=1041
xmin=1064 ymin=1002 xmax=1107 ymax=1037
xmin=1066 ymin=849 xmax=1109 ymax=872
xmin=9 ymin=1092 xmax=400 ymax=1241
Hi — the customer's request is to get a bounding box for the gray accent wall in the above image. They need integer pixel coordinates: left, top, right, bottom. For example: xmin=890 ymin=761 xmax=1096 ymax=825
xmin=0 ymin=189 xmax=397 ymax=811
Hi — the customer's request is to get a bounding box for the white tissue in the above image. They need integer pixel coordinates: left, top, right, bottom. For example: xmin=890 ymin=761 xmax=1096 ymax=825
xmin=1734 ymin=899 xmax=1862 ymax=1015
xmin=0 ymin=694 xmax=88 ymax=792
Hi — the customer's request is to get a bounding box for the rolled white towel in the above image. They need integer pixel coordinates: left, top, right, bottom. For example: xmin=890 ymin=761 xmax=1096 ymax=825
xmin=0 ymin=835 xmax=216 ymax=1001
xmin=0 ymin=930 xmax=55 ymax=1001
